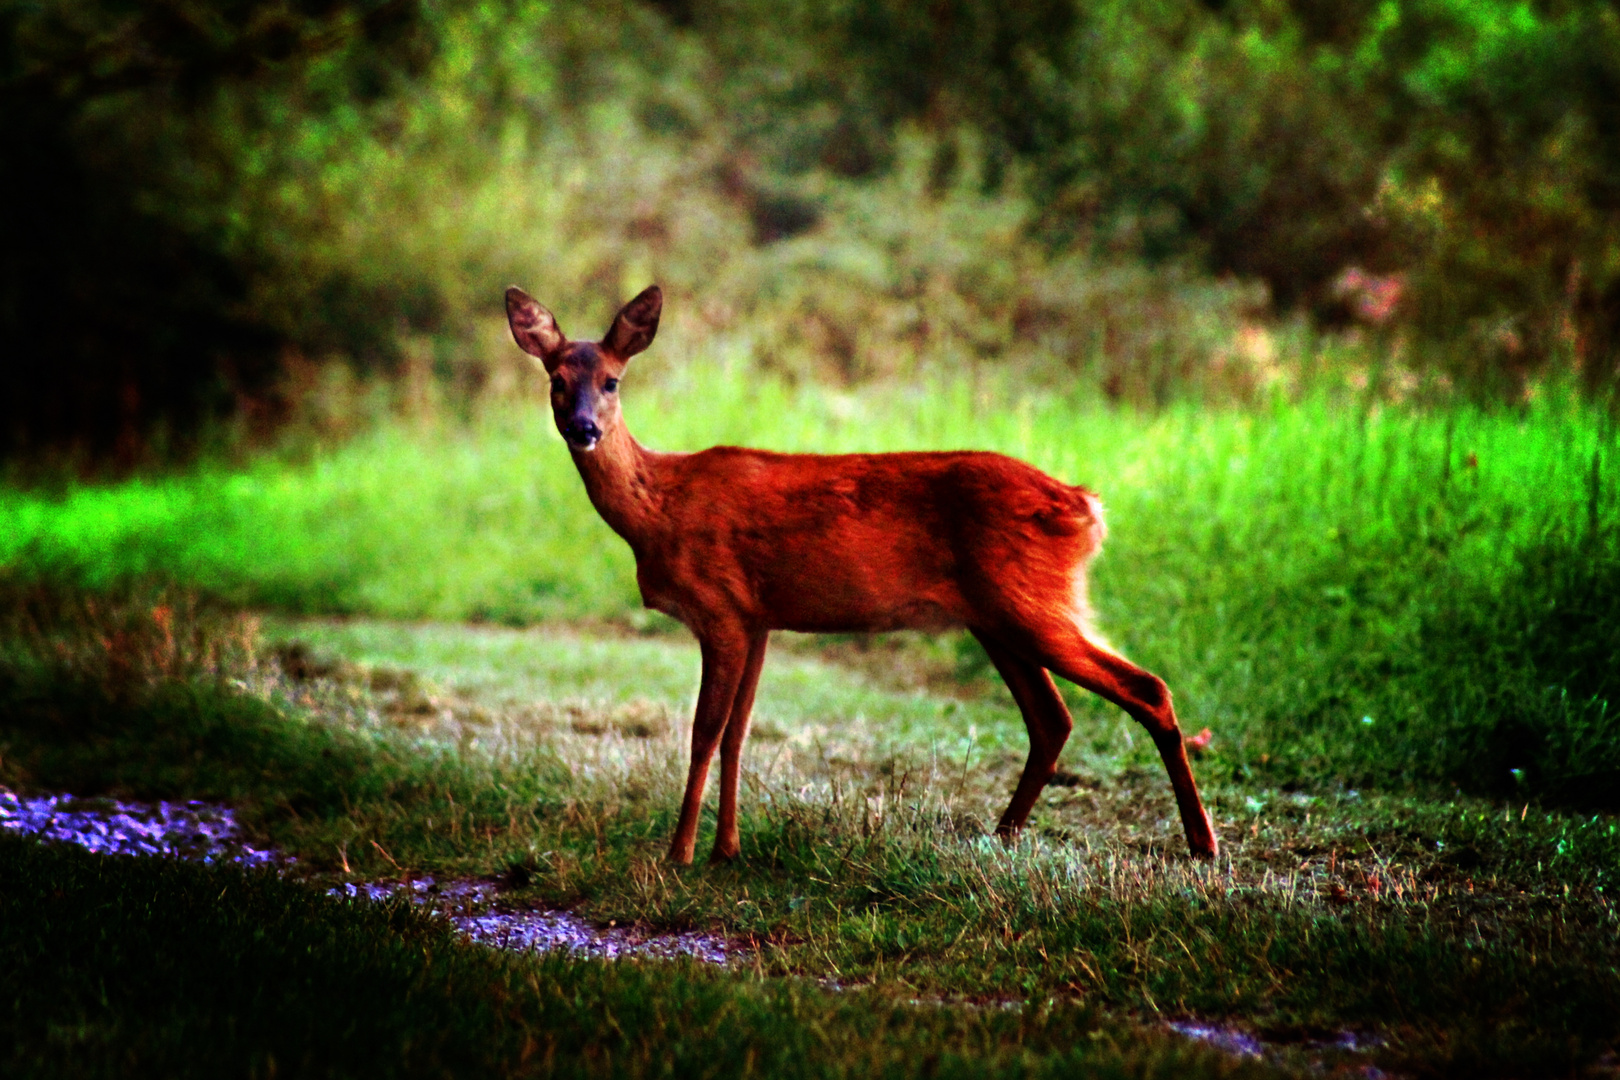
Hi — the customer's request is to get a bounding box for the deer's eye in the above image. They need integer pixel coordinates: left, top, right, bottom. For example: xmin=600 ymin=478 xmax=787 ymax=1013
xmin=550 ymin=375 xmax=566 ymax=395
xmin=603 ymin=378 xmax=619 ymax=393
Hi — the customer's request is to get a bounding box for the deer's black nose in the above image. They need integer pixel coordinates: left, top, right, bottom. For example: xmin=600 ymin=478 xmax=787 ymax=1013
xmin=564 ymin=419 xmax=602 ymax=448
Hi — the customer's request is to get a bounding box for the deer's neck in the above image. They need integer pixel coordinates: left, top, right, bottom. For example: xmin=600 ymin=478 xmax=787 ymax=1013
xmin=570 ymin=423 xmax=668 ymax=547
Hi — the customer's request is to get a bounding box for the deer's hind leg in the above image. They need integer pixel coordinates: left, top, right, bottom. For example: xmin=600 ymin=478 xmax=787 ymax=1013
xmin=1017 ymin=620 xmax=1219 ymax=858
xmin=973 ymin=630 xmax=1074 ymax=840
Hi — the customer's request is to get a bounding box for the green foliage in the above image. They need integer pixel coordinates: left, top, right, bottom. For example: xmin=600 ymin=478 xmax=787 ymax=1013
xmin=11 ymin=0 xmax=1620 ymax=466
xmin=1355 ymin=0 xmax=1620 ymax=390
xmin=0 ymin=0 xmax=434 ymax=464
xmin=665 ymin=0 xmax=1620 ymax=385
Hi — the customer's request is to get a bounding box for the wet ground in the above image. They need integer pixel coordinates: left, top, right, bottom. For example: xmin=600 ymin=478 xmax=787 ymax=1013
xmin=0 ymin=785 xmax=734 ymax=965
xmin=0 ymin=787 xmax=282 ymax=867
xmin=1169 ymin=1021 xmax=1389 ymax=1078
xmin=330 ymin=875 xmax=733 ymax=963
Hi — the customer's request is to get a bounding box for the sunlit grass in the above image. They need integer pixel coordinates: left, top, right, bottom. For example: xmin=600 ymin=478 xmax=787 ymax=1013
xmin=4 ymin=363 xmax=1607 ymax=614
xmin=5 ymin=359 xmax=1608 ymax=627
xmin=4 ymin=366 xmax=1616 ymax=805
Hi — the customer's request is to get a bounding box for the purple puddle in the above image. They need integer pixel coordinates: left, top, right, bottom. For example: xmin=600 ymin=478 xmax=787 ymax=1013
xmin=329 ymin=877 xmax=732 ymax=964
xmin=1169 ymin=1019 xmax=1390 ymax=1076
xmin=455 ymin=910 xmax=732 ymax=964
xmin=3 ymin=785 xmax=732 ymax=964
xmin=330 ymin=877 xmax=498 ymax=905
xmin=0 ymin=786 xmax=282 ymax=867
xmin=1168 ymin=1021 xmax=1264 ymax=1058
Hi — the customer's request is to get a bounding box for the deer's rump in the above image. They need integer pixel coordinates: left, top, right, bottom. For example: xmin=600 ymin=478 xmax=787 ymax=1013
xmin=636 ymin=447 xmax=1105 ymax=634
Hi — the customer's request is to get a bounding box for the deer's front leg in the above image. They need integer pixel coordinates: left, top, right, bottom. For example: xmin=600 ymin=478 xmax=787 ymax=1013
xmin=711 ymin=631 xmax=769 ymax=864
xmin=669 ymin=626 xmax=753 ymax=865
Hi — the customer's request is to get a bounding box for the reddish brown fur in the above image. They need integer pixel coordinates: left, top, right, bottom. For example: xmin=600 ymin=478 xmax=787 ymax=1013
xmin=506 ymin=284 xmax=1218 ymax=863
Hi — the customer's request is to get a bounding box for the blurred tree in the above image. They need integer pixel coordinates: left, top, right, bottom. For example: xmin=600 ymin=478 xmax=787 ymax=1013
xmin=1360 ymin=0 xmax=1620 ymax=394
xmin=0 ymin=0 xmax=430 ymax=470
xmin=6 ymin=0 xmax=1619 ymax=475
xmin=687 ymin=0 xmax=1620 ymax=392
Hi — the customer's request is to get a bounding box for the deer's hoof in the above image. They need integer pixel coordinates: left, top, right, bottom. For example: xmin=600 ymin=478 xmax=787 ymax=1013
xmin=1187 ymin=811 xmax=1220 ymax=858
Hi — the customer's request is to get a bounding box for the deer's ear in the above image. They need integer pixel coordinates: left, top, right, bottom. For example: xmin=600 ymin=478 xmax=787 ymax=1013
xmin=603 ymin=285 xmax=662 ymax=359
xmin=506 ymin=287 xmax=566 ymax=370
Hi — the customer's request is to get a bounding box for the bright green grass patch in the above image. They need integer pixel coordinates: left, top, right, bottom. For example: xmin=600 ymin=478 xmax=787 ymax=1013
xmin=3 ymin=369 xmax=1616 ymax=805
xmin=2 ymin=366 xmax=1608 ymax=628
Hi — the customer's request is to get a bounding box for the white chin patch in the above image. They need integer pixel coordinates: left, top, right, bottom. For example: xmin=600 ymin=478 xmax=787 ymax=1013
xmin=569 ymin=437 xmax=599 ymax=452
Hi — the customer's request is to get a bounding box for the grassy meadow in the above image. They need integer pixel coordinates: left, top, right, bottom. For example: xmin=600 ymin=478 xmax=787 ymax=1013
xmin=2 ymin=363 xmax=1618 ymax=1076
xmin=9 ymin=1 xmax=1620 ymax=1075
xmin=6 ymin=358 xmax=1618 ymax=800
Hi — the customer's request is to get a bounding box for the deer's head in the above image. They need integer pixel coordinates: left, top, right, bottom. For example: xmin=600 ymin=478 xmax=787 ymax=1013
xmin=505 ymin=285 xmax=662 ymax=452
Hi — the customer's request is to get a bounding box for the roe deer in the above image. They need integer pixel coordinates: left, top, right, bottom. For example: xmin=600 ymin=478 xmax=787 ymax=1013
xmin=506 ymin=284 xmax=1219 ymax=862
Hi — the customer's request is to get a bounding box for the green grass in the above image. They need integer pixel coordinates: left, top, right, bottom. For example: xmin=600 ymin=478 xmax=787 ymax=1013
xmin=2 ymin=581 xmax=1617 ymax=1077
xmin=3 ymin=369 xmax=1616 ymax=806
xmin=2 ymin=376 xmax=1618 ymax=1074
xmin=6 ymin=835 xmax=1288 ymax=1080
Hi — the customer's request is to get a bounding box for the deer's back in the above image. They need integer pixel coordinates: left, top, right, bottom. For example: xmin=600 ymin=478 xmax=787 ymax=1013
xmin=633 ymin=447 xmax=1104 ymax=634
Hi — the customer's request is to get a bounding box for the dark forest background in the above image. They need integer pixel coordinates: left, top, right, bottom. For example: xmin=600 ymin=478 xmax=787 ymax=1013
xmin=6 ymin=0 xmax=1620 ymax=469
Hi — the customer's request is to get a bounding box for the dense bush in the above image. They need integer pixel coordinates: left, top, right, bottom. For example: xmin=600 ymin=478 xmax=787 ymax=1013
xmin=741 ymin=0 xmax=1620 ymax=391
